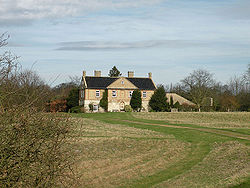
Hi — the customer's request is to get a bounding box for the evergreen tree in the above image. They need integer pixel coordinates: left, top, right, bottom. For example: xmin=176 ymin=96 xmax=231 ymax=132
xmin=66 ymin=88 xmax=79 ymax=110
xmin=100 ymin=90 xmax=108 ymax=111
xmin=130 ymin=90 xmax=142 ymax=111
xmin=174 ymin=101 xmax=180 ymax=109
xmin=149 ymin=86 xmax=168 ymax=112
xmin=170 ymin=96 xmax=174 ymax=108
xmin=108 ymin=66 xmax=122 ymax=77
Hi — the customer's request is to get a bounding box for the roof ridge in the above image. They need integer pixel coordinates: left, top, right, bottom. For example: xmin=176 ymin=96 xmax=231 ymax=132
xmin=84 ymin=76 xmax=156 ymax=90
xmin=85 ymin=76 xmax=117 ymax=78
xmin=127 ymin=77 xmax=151 ymax=79
xmin=84 ymin=76 xmax=151 ymax=79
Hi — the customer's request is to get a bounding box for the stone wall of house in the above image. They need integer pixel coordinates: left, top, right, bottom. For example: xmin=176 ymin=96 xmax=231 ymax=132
xmin=107 ymin=77 xmax=137 ymax=89
xmin=82 ymin=89 xmax=104 ymax=112
xmin=141 ymin=90 xmax=154 ymax=111
xmin=84 ymin=89 xmax=105 ymax=100
xmin=83 ymin=99 xmax=100 ymax=112
xmin=107 ymin=89 xmax=154 ymax=112
xmin=81 ymin=77 xmax=155 ymax=112
xmin=108 ymin=89 xmax=132 ymax=112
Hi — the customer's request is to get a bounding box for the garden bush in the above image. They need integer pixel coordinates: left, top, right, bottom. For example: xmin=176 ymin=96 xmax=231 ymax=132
xmin=0 ymin=108 xmax=76 ymax=187
xmin=70 ymin=105 xmax=85 ymax=113
xmin=124 ymin=105 xmax=133 ymax=112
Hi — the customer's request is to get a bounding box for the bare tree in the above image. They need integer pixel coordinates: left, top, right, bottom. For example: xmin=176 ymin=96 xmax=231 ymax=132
xmin=0 ymin=32 xmax=9 ymax=47
xmin=181 ymin=69 xmax=215 ymax=111
xmin=0 ymin=33 xmax=19 ymax=82
xmin=0 ymin=34 xmax=77 ymax=187
xmin=69 ymin=75 xmax=81 ymax=86
xmin=243 ymin=63 xmax=250 ymax=80
xmin=243 ymin=63 xmax=250 ymax=92
xmin=227 ymin=75 xmax=245 ymax=96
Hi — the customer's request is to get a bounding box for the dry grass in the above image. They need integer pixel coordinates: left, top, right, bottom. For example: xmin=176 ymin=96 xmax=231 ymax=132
xmin=71 ymin=118 xmax=173 ymax=139
xmin=70 ymin=117 xmax=189 ymax=187
xmin=154 ymin=141 xmax=250 ymax=188
xmin=133 ymin=112 xmax=250 ymax=128
xmin=68 ymin=114 xmax=250 ymax=187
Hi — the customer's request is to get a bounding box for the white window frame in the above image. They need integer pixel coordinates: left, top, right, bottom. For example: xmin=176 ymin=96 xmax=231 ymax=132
xmin=112 ymin=90 xmax=117 ymax=97
xmin=93 ymin=104 xmax=98 ymax=112
xmin=129 ymin=91 xmax=133 ymax=98
xmin=143 ymin=91 xmax=147 ymax=98
xmin=96 ymin=90 xmax=100 ymax=97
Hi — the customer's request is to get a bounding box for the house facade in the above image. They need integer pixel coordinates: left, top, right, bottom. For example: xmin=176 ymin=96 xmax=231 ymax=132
xmin=79 ymin=70 xmax=156 ymax=112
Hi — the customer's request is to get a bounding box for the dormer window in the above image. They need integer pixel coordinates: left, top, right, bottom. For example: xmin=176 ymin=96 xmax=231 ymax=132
xmin=96 ymin=90 xmax=100 ymax=97
xmin=121 ymin=80 xmax=124 ymax=84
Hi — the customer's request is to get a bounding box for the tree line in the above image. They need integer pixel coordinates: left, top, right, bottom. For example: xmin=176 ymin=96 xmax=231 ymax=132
xmin=65 ymin=66 xmax=249 ymax=112
xmin=168 ymin=67 xmax=250 ymax=112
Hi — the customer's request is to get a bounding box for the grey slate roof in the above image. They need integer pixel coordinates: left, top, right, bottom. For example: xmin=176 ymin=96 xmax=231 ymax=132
xmin=84 ymin=76 xmax=156 ymax=90
xmin=126 ymin=78 xmax=156 ymax=90
xmin=85 ymin=77 xmax=118 ymax=89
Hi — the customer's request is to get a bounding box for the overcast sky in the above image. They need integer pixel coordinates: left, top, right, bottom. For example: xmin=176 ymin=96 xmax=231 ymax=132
xmin=0 ymin=0 xmax=249 ymax=86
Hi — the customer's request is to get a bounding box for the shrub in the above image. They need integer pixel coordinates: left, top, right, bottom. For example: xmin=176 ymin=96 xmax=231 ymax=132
xmin=0 ymin=108 xmax=76 ymax=187
xmin=100 ymin=90 xmax=108 ymax=111
xmin=70 ymin=105 xmax=83 ymax=113
xmin=46 ymin=98 xmax=67 ymax=112
xmin=89 ymin=103 xmax=94 ymax=112
xmin=124 ymin=105 xmax=133 ymax=112
xmin=180 ymin=103 xmax=197 ymax=112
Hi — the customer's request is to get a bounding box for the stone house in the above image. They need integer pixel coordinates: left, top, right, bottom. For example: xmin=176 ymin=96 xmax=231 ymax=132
xmin=79 ymin=70 xmax=156 ymax=112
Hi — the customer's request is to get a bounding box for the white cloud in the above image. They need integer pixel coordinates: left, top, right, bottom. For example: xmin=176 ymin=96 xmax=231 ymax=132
xmin=0 ymin=0 xmax=164 ymax=25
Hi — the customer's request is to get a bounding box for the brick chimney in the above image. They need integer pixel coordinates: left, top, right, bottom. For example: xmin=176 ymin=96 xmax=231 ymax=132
xmin=128 ymin=71 xmax=134 ymax=78
xmin=94 ymin=70 xmax=101 ymax=77
xmin=148 ymin=72 xmax=152 ymax=79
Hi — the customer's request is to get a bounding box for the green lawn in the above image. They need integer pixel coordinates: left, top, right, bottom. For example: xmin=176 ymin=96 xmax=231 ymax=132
xmin=70 ymin=112 xmax=250 ymax=187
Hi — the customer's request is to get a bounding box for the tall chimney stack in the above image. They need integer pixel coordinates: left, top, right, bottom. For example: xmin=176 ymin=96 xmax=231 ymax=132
xmin=83 ymin=70 xmax=86 ymax=77
xmin=94 ymin=70 xmax=101 ymax=77
xmin=128 ymin=71 xmax=134 ymax=78
xmin=148 ymin=72 xmax=152 ymax=79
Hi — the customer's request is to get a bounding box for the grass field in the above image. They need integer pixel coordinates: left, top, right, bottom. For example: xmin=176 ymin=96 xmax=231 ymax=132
xmin=70 ymin=112 xmax=250 ymax=187
xmin=133 ymin=112 xmax=250 ymax=128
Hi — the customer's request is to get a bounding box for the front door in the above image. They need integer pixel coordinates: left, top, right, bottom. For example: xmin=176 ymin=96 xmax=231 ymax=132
xmin=119 ymin=102 xmax=125 ymax=111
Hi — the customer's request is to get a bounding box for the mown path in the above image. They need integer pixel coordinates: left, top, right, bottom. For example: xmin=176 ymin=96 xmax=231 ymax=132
xmin=117 ymin=119 xmax=250 ymax=141
xmin=73 ymin=113 xmax=250 ymax=187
